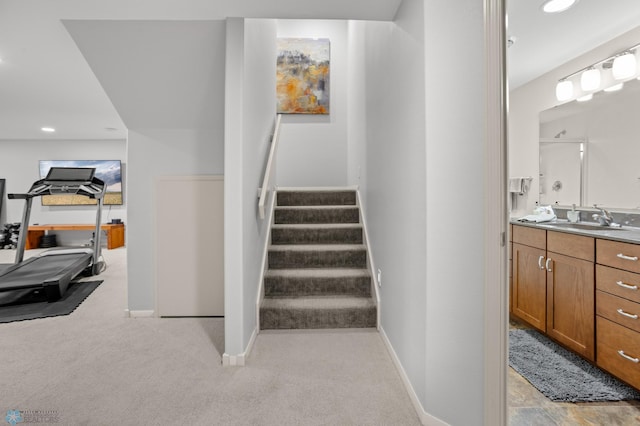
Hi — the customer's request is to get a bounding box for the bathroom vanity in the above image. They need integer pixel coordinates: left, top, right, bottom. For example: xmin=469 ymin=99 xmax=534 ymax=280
xmin=510 ymin=221 xmax=640 ymax=390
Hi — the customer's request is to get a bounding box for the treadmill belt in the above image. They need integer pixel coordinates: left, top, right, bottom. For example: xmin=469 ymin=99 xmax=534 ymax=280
xmin=0 ymin=253 xmax=92 ymax=291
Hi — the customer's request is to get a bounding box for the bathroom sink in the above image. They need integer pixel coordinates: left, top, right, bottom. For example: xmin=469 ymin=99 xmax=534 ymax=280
xmin=547 ymin=222 xmax=626 ymax=231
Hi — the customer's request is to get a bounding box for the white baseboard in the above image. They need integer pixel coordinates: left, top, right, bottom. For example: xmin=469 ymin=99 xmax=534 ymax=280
xmin=125 ymin=309 xmax=155 ymax=318
xmin=379 ymin=327 xmax=449 ymax=426
xmin=222 ymin=327 xmax=257 ymax=367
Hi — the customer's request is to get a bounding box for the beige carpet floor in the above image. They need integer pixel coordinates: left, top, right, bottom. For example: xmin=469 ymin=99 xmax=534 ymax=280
xmin=0 ymin=247 xmax=420 ymax=425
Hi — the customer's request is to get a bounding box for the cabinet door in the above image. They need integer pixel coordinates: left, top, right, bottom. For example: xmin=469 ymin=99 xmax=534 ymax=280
xmin=512 ymin=243 xmax=547 ymax=332
xmin=546 ymin=252 xmax=595 ymax=361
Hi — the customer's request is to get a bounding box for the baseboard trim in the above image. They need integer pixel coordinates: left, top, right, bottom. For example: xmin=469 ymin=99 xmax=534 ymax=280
xmin=379 ymin=327 xmax=449 ymax=426
xmin=125 ymin=309 xmax=155 ymax=318
xmin=222 ymin=327 xmax=257 ymax=367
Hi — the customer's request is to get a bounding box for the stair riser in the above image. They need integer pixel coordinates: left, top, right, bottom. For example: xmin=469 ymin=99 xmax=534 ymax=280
xmin=265 ymin=276 xmax=371 ymax=297
xmin=277 ymin=191 xmax=356 ymax=207
xmin=269 ymin=250 xmax=366 ymax=269
xmin=260 ymin=306 xmax=376 ymax=329
xmin=271 ymin=228 xmax=363 ymax=245
xmin=274 ymin=208 xmax=360 ymax=224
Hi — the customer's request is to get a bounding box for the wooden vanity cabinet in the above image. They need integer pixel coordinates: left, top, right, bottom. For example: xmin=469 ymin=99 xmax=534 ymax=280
xmin=546 ymin=231 xmax=595 ymax=361
xmin=512 ymin=226 xmax=547 ymax=332
xmin=596 ymin=239 xmax=640 ymax=389
xmin=511 ymin=225 xmax=596 ymax=360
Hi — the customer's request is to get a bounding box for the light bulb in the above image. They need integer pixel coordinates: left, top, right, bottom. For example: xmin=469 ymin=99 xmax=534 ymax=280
xmin=555 ymin=80 xmax=573 ymax=101
xmin=612 ymin=52 xmax=637 ymax=80
xmin=580 ymin=68 xmax=601 ymax=91
xmin=542 ymin=0 xmax=579 ymax=13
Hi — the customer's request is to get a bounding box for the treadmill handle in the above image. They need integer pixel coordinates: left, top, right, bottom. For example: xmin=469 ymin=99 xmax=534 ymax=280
xmin=8 ymin=193 xmax=30 ymax=200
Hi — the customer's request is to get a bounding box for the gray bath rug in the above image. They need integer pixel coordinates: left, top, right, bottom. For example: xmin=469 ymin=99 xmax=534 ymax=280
xmin=509 ymin=328 xmax=640 ymax=402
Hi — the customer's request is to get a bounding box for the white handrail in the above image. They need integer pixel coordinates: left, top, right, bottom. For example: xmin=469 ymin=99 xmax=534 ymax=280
xmin=258 ymin=114 xmax=282 ymax=219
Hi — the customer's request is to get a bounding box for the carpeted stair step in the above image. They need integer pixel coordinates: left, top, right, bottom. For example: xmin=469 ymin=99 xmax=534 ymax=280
xmin=274 ymin=206 xmax=360 ymax=224
xmin=277 ymin=190 xmax=356 ymax=206
xmin=271 ymin=224 xmax=363 ymax=245
xmin=264 ymin=269 xmax=371 ymax=297
xmin=260 ymin=295 xmax=377 ymax=329
xmin=269 ymin=244 xmax=367 ymax=269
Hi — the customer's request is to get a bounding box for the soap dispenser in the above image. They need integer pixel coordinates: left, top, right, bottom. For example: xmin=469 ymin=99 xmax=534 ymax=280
xmin=567 ymin=204 xmax=579 ymax=223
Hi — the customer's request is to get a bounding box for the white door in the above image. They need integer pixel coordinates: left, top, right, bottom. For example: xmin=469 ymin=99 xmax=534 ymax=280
xmin=155 ymin=176 xmax=224 ymax=316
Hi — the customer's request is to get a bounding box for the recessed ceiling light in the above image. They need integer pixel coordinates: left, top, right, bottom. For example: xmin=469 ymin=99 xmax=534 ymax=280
xmin=41 ymin=127 xmax=56 ymax=133
xmin=541 ymin=0 xmax=579 ymax=14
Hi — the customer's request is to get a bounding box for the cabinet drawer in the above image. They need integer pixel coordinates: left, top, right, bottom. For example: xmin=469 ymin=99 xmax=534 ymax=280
xmin=596 ymin=264 xmax=640 ymax=304
xmin=512 ymin=225 xmax=546 ymax=249
xmin=597 ymin=239 xmax=640 ymax=274
xmin=547 ymin=231 xmax=594 ymax=261
xmin=597 ymin=290 xmax=640 ymax=333
xmin=597 ymin=317 xmax=640 ymax=390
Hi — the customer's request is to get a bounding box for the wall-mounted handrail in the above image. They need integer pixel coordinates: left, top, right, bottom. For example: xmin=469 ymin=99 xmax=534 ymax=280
xmin=258 ymin=114 xmax=282 ymax=219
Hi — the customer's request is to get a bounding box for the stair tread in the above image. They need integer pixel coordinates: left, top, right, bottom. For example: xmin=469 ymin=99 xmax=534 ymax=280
xmin=271 ymin=223 xmax=362 ymax=229
xmin=275 ymin=205 xmax=358 ymax=210
xmin=262 ymin=295 xmax=376 ymax=310
xmin=269 ymin=244 xmax=365 ymax=251
xmin=265 ymin=268 xmax=370 ymax=278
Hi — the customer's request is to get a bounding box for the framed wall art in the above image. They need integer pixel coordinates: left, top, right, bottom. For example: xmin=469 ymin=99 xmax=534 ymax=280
xmin=276 ymin=38 xmax=330 ymax=115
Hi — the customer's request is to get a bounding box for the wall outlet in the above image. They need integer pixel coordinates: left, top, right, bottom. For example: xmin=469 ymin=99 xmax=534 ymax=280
xmin=377 ymin=269 xmax=382 ymax=287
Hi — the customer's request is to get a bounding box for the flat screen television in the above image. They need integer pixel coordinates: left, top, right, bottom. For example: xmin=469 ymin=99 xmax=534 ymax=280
xmin=39 ymin=160 xmax=123 ymax=206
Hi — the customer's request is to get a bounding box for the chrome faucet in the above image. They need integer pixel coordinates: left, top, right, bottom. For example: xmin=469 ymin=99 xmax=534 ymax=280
xmin=592 ymin=205 xmax=614 ymax=226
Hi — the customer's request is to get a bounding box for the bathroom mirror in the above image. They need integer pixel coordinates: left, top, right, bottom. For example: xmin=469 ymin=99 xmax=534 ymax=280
xmin=539 ymin=76 xmax=640 ymax=210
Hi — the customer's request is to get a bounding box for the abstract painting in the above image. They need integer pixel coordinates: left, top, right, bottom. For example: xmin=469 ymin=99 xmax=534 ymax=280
xmin=277 ymin=38 xmax=330 ymax=114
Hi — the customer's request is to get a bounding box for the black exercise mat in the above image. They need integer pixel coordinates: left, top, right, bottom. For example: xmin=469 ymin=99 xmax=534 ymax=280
xmin=0 ymin=281 xmax=102 ymax=323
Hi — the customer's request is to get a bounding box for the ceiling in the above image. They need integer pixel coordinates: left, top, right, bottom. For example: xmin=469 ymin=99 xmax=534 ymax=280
xmin=2 ymin=0 xmax=640 ymax=141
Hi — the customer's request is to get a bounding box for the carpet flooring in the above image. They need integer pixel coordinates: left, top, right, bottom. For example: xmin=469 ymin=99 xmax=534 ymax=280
xmin=0 ymin=281 xmax=102 ymax=323
xmin=509 ymin=328 xmax=640 ymax=402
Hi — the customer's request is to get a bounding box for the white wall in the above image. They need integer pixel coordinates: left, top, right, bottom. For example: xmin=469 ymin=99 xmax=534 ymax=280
xmin=509 ymin=25 xmax=640 ymax=217
xmin=127 ymin=129 xmax=224 ymax=311
xmin=0 ymin=139 xmax=126 ymax=230
xmin=224 ymin=18 xmax=277 ymax=357
xmin=349 ymin=0 xmax=489 ymax=423
xmin=275 ymin=20 xmax=349 ymax=187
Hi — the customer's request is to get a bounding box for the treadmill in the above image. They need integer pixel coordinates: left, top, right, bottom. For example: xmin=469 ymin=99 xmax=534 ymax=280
xmin=0 ymin=167 xmax=106 ymax=302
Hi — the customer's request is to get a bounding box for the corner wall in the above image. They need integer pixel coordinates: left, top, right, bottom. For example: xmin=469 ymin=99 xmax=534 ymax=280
xmin=350 ymin=0 xmax=490 ymax=423
xmin=224 ymin=18 xmax=277 ymax=357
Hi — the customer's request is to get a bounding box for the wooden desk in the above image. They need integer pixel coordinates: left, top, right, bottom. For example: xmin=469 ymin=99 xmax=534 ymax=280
xmin=26 ymin=223 xmax=125 ymax=250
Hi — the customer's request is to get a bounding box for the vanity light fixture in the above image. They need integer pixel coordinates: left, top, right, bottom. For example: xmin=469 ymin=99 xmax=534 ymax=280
xmin=541 ymin=0 xmax=579 ymax=14
xmin=577 ymin=93 xmax=592 ymax=102
xmin=555 ymin=42 xmax=640 ymax=102
xmin=612 ymin=51 xmax=637 ymax=80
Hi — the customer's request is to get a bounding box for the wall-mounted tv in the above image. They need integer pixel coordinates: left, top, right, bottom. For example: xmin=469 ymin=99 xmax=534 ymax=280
xmin=39 ymin=160 xmax=124 ymax=206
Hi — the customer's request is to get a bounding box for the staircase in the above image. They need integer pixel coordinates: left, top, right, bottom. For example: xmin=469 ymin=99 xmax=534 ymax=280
xmin=260 ymin=189 xmax=377 ymax=329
